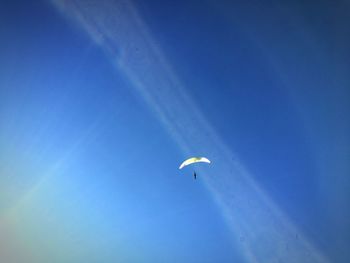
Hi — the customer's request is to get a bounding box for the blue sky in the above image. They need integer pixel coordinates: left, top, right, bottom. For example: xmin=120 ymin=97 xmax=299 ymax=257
xmin=0 ymin=0 xmax=349 ymax=262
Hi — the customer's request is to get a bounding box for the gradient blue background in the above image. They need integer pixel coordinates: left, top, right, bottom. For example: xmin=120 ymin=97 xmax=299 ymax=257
xmin=0 ymin=0 xmax=349 ymax=262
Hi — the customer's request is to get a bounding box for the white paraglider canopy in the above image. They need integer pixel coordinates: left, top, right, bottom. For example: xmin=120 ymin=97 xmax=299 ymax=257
xmin=179 ymin=157 xmax=211 ymax=169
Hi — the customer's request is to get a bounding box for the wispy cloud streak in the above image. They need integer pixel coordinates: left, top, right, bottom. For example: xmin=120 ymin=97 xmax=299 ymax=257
xmin=51 ymin=1 xmax=329 ymax=262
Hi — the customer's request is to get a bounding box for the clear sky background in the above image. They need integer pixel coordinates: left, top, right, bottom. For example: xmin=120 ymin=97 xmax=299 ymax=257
xmin=0 ymin=0 xmax=349 ymax=262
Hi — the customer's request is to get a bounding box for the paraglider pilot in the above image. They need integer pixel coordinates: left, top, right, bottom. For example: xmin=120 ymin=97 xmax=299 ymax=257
xmin=179 ymin=157 xmax=210 ymax=180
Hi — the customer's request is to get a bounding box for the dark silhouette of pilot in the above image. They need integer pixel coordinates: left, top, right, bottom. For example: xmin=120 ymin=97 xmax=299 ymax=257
xmin=193 ymin=171 xmax=197 ymax=180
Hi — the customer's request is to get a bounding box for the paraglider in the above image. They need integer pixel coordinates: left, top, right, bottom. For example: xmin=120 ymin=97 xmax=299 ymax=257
xmin=179 ymin=157 xmax=211 ymax=179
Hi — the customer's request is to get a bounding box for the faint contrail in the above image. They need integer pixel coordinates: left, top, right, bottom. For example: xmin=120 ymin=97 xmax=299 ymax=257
xmin=51 ymin=0 xmax=329 ymax=262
